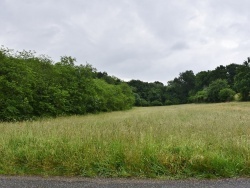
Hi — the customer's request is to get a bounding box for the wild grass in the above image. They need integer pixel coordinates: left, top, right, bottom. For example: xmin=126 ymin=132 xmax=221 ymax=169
xmin=0 ymin=102 xmax=250 ymax=178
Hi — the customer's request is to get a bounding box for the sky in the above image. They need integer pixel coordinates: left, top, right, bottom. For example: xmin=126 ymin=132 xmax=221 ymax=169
xmin=1 ymin=0 xmax=250 ymax=84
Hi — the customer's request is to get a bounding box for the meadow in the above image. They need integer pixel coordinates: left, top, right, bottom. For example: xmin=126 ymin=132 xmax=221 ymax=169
xmin=0 ymin=102 xmax=250 ymax=179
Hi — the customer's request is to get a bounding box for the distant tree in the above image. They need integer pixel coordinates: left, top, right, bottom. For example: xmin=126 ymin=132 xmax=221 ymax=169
xmin=194 ymin=71 xmax=210 ymax=92
xmin=165 ymin=70 xmax=195 ymax=104
xmin=225 ymin=63 xmax=243 ymax=88
xmin=96 ymin=71 xmax=121 ymax=85
xmin=127 ymin=80 xmax=149 ymax=106
xmin=209 ymin=65 xmax=227 ymax=82
xmin=59 ymin=56 xmax=76 ymax=66
xmin=150 ymin=100 xmax=163 ymax=106
xmin=127 ymin=80 xmax=165 ymax=106
xmin=218 ymin=88 xmax=236 ymax=102
xmin=148 ymin=82 xmax=165 ymax=105
xmin=133 ymin=93 xmax=142 ymax=106
xmin=234 ymin=58 xmax=250 ymax=101
xmin=206 ymin=79 xmax=229 ymax=102
xmin=191 ymin=89 xmax=208 ymax=103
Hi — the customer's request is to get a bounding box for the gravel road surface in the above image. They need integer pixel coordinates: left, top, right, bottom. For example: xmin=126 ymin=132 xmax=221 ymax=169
xmin=1 ymin=176 xmax=250 ymax=188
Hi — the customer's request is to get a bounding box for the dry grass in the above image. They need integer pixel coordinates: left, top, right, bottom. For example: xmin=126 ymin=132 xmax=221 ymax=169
xmin=0 ymin=102 xmax=250 ymax=178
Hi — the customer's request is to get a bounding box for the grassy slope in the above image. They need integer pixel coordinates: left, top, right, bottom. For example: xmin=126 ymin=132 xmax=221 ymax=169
xmin=0 ymin=102 xmax=250 ymax=178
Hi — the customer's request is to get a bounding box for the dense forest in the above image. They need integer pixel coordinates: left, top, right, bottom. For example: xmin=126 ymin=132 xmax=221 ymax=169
xmin=0 ymin=47 xmax=135 ymax=121
xmin=0 ymin=46 xmax=250 ymax=121
xmin=128 ymin=60 xmax=250 ymax=106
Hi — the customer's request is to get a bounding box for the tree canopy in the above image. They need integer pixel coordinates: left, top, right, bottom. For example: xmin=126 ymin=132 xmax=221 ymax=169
xmin=128 ymin=59 xmax=249 ymax=106
xmin=0 ymin=47 xmax=134 ymax=121
xmin=0 ymin=46 xmax=249 ymax=121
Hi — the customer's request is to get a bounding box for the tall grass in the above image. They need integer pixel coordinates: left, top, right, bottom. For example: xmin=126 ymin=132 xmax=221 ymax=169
xmin=0 ymin=102 xmax=250 ymax=178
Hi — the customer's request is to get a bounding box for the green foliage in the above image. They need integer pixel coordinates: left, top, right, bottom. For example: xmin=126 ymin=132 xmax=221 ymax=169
xmin=96 ymin=71 xmax=122 ymax=85
xmin=194 ymin=71 xmax=210 ymax=92
xmin=190 ymin=89 xmax=208 ymax=103
xmin=1 ymin=45 xmax=249 ymax=118
xmin=164 ymin=100 xmax=173 ymax=105
xmin=192 ymin=64 xmax=244 ymax=103
xmin=206 ymin=79 xmax=230 ymax=103
xmin=127 ymin=80 xmax=165 ymax=106
xmin=128 ymin=71 xmax=196 ymax=107
xmin=218 ymin=88 xmax=236 ymax=102
xmin=0 ymin=47 xmax=134 ymax=121
xmin=133 ymin=93 xmax=142 ymax=106
xmin=141 ymin=99 xmax=150 ymax=106
xmin=234 ymin=59 xmax=250 ymax=101
xmin=189 ymin=62 xmax=249 ymax=104
xmin=150 ymin=100 xmax=163 ymax=106
xmin=226 ymin=64 xmax=242 ymax=88
xmin=165 ymin=71 xmax=195 ymax=104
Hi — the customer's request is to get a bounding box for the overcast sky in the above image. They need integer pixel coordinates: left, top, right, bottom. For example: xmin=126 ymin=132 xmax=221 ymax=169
xmin=1 ymin=0 xmax=250 ymax=83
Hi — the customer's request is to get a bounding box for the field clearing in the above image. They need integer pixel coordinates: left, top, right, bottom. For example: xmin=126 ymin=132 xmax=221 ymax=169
xmin=0 ymin=102 xmax=250 ymax=178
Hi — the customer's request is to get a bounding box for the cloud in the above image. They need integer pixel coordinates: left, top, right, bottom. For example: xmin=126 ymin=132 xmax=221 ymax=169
xmin=171 ymin=42 xmax=189 ymax=51
xmin=1 ymin=0 xmax=250 ymax=83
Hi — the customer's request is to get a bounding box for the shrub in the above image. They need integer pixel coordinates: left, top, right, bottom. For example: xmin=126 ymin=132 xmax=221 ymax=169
xmin=150 ymin=100 xmax=163 ymax=106
xmin=207 ymin=79 xmax=229 ymax=102
xmin=141 ymin=99 xmax=150 ymax=106
xmin=165 ymin=100 xmax=173 ymax=105
xmin=219 ymin=88 xmax=236 ymax=102
xmin=192 ymin=90 xmax=208 ymax=103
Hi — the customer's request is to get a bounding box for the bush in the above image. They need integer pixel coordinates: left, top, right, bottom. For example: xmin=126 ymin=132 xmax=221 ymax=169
xmin=165 ymin=100 xmax=173 ymax=105
xmin=0 ymin=47 xmax=135 ymax=121
xmin=219 ymin=88 xmax=236 ymax=102
xmin=192 ymin=90 xmax=208 ymax=103
xmin=150 ymin=100 xmax=163 ymax=106
xmin=141 ymin=99 xmax=150 ymax=106
xmin=207 ymin=79 xmax=229 ymax=102
xmin=234 ymin=93 xmax=241 ymax=101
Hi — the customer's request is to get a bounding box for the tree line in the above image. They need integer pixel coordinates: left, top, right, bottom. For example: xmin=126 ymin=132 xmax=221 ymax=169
xmin=0 ymin=47 xmax=134 ymax=121
xmin=1 ymin=46 xmax=249 ymax=121
xmin=128 ymin=59 xmax=250 ymax=106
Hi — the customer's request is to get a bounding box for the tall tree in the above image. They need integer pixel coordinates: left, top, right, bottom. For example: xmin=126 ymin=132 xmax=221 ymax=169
xmin=165 ymin=70 xmax=195 ymax=104
xmin=234 ymin=58 xmax=250 ymax=101
xmin=226 ymin=63 xmax=243 ymax=88
xmin=195 ymin=71 xmax=210 ymax=92
xmin=206 ymin=79 xmax=230 ymax=102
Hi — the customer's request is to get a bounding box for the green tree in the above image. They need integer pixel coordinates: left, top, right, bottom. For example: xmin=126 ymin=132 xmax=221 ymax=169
xmin=234 ymin=59 xmax=250 ymax=101
xmin=209 ymin=65 xmax=227 ymax=82
xmin=0 ymin=47 xmax=135 ymax=121
xmin=165 ymin=70 xmax=195 ymax=104
xmin=191 ymin=89 xmax=208 ymax=103
xmin=218 ymin=88 xmax=236 ymax=102
xmin=0 ymin=49 xmax=35 ymax=120
xmin=207 ymin=79 xmax=229 ymax=102
xmin=226 ymin=63 xmax=243 ymax=88
xmin=195 ymin=71 xmax=212 ymax=92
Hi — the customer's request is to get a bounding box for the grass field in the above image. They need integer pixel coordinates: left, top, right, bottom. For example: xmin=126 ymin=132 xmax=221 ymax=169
xmin=0 ymin=102 xmax=250 ymax=179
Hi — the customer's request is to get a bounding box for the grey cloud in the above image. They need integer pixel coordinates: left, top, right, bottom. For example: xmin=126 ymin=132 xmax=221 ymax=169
xmin=1 ymin=0 xmax=250 ymax=83
xmin=171 ymin=42 xmax=189 ymax=51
